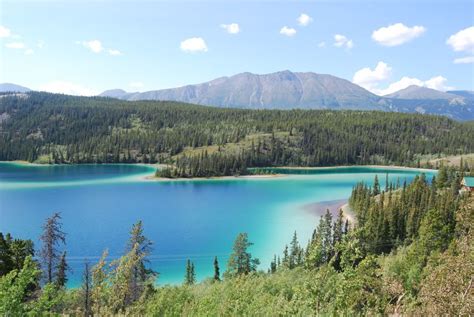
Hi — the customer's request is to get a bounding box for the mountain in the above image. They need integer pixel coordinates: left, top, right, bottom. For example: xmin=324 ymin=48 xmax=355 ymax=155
xmin=98 ymin=89 xmax=132 ymax=99
xmin=382 ymin=85 xmax=473 ymax=119
xmin=385 ymin=85 xmax=463 ymax=101
xmin=101 ymin=70 xmax=385 ymax=110
xmin=447 ymin=90 xmax=474 ymax=101
xmin=0 ymin=83 xmax=31 ymax=93
xmin=99 ymin=71 xmax=474 ymax=120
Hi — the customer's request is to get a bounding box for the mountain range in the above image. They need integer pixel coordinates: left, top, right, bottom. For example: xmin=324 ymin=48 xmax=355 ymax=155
xmin=2 ymin=71 xmax=473 ymax=120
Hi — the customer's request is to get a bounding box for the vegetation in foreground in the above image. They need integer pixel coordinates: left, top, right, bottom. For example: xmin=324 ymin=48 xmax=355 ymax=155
xmin=1 ymin=92 xmax=474 ymax=178
xmin=1 ymin=164 xmax=473 ymax=316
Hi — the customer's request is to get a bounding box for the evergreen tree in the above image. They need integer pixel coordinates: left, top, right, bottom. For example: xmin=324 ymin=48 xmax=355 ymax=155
xmin=184 ymin=259 xmax=196 ymax=285
xmin=126 ymin=220 xmax=156 ymax=302
xmin=39 ymin=213 xmax=66 ymax=284
xmin=55 ymin=251 xmax=68 ymax=288
xmin=270 ymin=255 xmax=277 ymax=273
xmin=213 ymin=256 xmax=220 ymax=281
xmin=226 ymin=233 xmax=260 ymax=277
xmin=289 ymin=231 xmax=301 ymax=269
xmin=373 ymin=175 xmax=380 ymax=196
xmin=81 ymin=261 xmax=92 ymax=317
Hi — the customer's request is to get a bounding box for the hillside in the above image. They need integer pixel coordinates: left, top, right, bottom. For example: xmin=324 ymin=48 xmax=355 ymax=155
xmin=1 ymin=92 xmax=473 ymax=175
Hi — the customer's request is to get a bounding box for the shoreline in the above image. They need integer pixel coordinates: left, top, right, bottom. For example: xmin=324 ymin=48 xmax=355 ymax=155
xmin=1 ymin=161 xmax=437 ymax=182
xmin=301 ymin=199 xmax=356 ymax=224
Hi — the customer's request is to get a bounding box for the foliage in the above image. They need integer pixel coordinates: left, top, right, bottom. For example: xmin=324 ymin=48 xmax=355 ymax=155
xmin=0 ymin=256 xmax=40 ymax=315
xmin=225 ymin=233 xmax=260 ymax=277
xmin=2 ymin=92 xmax=474 ymax=177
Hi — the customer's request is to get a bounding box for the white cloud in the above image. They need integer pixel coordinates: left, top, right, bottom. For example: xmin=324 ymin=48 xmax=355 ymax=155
xmin=39 ymin=81 xmax=98 ymax=96
xmin=78 ymin=40 xmax=122 ymax=56
xmin=372 ymin=23 xmax=426 ymax=46
xmin=376 ymin=76 xmax=453 ymax=96
xmin=0 ymin=25 xmax=11 ymax=38
xmin=108 ymin=49 xmax=122 ymax=56
xmin=352 ymin=61 xmax=392 ymax=92
xmin=454 ymin=56 xmax=474 ymax=64
xmin=334 ymin=34 xmax=353 ymax=49
xmin=318 ymin=41 xmax=326 ymax=48
xmin=446 ymin=26 xmax=474 ymax=52
xmin=24 ymin=49 xmax=34 ymax=55
xmin=424 ymin=76 xmax=454 ymax=91
xmin=80 ymin=40 xmax=103 ymax=53
xmin=37 ymin=40 xmax=45 ymax=49
xmin=297 ymin=13 xmax=312 ymax=27
xmin=180 ymin=37 xmax=208 ymax=53
xmin=220 ymin=23 xmax=240 ymax=34
xmin=5 ymin=42 xmax=26 ymax=49
xmin=280 ymin=26 xmax=296 ymax=37
xmin=129 ymin=82 xmax=144 ymax=89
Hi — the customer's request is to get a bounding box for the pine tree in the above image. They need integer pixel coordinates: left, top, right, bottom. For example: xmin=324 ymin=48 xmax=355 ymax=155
xmin=225 ymin=233 xmax=260 ymax=276
xmin=184 ymin=259 xmax=196 ymax=285
xmin=289 ymin=231 xmax=301 ymax=269
xmin=40 ymin=212 xmax=66 ymax=284
xmin=437 ymin=165 xmax=448 ymax=189
xmin=333 ymin=209 xmax=344 ymax=246
xmin=270 ymin=255 xmax=277 ymax=273
xmin=55 ymin=251 xmax=68 ymax=288
xmin=373 ymin=175 xmax=380 ymax=196
xmin=213 ymin=256 xmax=220 ymax=281
xmin=81 ymin=260 xmax=92 ymax=317
xmin=126 ymin=220 xmax=156 ymax=302
xmin=91 ymin=250 xmax=108 ymax=316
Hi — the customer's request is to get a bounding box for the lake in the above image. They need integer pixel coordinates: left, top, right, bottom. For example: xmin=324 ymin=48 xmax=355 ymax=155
xmin=0 ymin=162 xmax=436 ymax=286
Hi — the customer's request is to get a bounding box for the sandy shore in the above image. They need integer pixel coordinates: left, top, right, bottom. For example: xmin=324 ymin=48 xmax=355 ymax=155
xmin=302 ymin=199 xmax=356 ymax=224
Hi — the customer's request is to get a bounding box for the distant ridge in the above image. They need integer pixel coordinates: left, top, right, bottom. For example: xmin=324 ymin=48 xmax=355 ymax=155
xmin=2 ymin=71 xmax=473 ymax=120
xmin=0 ymin=83 xmax=31 ymax=93
xmin=385 ymin=85 xmax=462 ymax=101
xmin=100 ymin=70 xmax=385 ymax=110
xmin=98 ymin=71 xmax=474 ymax=120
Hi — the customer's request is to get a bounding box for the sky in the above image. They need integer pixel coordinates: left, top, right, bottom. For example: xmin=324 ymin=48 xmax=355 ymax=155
xmin=0 ymin=0 xmax=473 ymax=96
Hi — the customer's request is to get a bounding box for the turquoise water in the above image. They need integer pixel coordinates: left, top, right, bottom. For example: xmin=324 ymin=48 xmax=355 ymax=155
xmin=0 ymin=162 xmax=435 ymax=287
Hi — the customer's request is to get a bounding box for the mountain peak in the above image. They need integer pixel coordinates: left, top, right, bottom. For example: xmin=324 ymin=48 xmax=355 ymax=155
xmin=385 ymin=85 xmax=460 ymax=100
xmin=115 ymin=70 xmax=383 ymax=110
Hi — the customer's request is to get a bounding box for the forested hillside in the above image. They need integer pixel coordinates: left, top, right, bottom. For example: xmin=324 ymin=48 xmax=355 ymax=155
xmin=1 ymin=166 xmax=472 ymax=315
xmin=1 ymin=92 xmax=473 ymax=177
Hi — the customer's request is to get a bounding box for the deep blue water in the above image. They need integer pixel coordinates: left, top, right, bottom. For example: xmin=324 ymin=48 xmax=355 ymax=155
xmin=0 ymin=162 xmax=435 ymax=286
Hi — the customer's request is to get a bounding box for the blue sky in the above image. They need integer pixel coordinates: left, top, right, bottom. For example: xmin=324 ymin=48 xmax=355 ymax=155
xmin=1 ymin=0 xmax=473 ymax=95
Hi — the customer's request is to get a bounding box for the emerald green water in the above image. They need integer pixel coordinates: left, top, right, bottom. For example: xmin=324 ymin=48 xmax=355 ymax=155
xmin=0 ymin=162 xmax=435 ymax=286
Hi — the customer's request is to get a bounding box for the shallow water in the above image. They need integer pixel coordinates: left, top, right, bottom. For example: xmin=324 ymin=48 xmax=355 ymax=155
xmin=0 ymin=162 xmax=435 ymax=286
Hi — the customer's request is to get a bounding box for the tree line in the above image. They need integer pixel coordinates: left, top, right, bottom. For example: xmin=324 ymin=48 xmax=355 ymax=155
xmin=1 ymin=92 xmax=474 ymax=177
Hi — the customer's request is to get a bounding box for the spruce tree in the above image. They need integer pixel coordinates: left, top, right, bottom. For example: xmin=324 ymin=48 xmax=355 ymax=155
xmin=82 ymin=260 xmax=92 ymax=317
xmin=225 ymin=233 xmax=260 ymax=276
xmin=126 ymin=220 xmax=156 ymax=301
xmin=373 ymin=175 xmax=380 ymax=196
xmin=289 ymin=231 xmax=302 ymax=269
xmin=184 ymin=259 xmax=196 ymax=285
xmin=40 ymin=212 xmax=66 ymax=284
xmin=55 ymin=251 xmax=68 ymax=288
xmin=213 ymin=256 xmax=220 ymax=281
